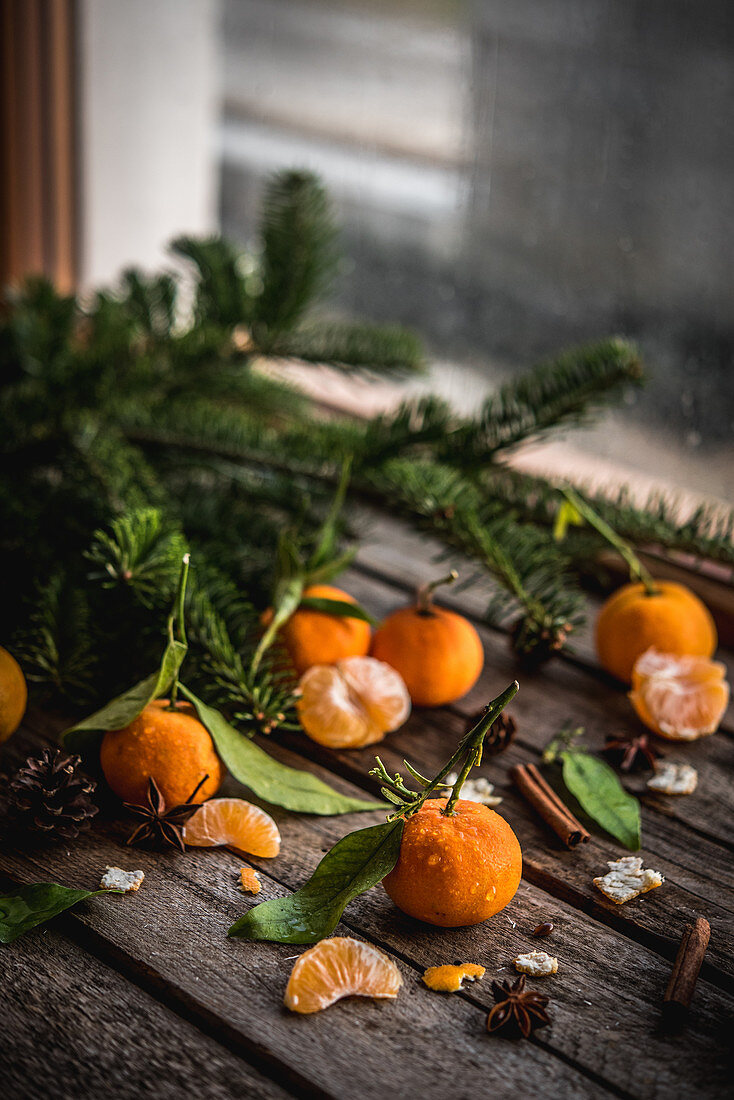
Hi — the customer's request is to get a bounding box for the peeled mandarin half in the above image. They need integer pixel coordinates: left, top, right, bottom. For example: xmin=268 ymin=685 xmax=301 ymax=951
xmin=284 ymin=937 xmax=402 ymax=1014
xmin=297 ymin=656 xmax=410 ymax=749
xmin=629 ymin=647 xmax=729 ymax=741
xmin=182 ymin=798 xmax=281 ymax=856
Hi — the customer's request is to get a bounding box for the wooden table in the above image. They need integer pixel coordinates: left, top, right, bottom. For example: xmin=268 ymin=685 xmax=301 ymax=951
xmin=2 ymin=525 xmax=732 ymax=1100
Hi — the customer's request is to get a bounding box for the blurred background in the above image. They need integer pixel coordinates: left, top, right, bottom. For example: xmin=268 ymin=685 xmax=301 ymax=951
xmin=3 ymin=0 xmax=733 ymax=499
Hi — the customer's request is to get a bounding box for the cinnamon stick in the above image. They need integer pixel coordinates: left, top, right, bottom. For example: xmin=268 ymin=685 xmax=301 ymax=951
xmin=511 ymin=763 xmax=590 ymax=849
xmin=662 ymin=918 xmax=710 ymax=1030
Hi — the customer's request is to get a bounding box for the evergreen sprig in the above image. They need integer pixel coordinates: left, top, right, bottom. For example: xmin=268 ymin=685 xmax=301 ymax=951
xmin=2 ymin=166 xmax=728 ymax=712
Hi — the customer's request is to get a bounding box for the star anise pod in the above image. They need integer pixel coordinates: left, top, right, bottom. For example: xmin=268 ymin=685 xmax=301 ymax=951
xmin=486 ymin=975 xmax=551 ymax=1039
xmin=603 ymin=732 xmax=660 ymax=772
xmin=125 ymin=775 xmax=208 ymax=852
xmin=467 ymin=708 xmax=517 ymax=756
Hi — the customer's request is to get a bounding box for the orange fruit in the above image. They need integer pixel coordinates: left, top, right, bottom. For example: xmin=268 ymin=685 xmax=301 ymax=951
xmin=0 ymin=646 xmax=27 ymax=742
xmin=277 ymin=584 xmax=371 ymax=675
xmin=297 ymin=655 xmax=411 ymax=748
xmin=595 ymin=581 xmax=716 ymax=684
xmin=382 ymin=798 xmax=522 ymax=928
xmin=371 ymin=583 xmax=484 ymax=707
xmin=100 ymin=699 xmax=222 ymax=807
xmin=629 ymin=647 xmax=729 ymax=741
xmin=182 ymin=797 xmax=281 ymax=856
xmin=284 ymin=937 xmax=402 ymax=1014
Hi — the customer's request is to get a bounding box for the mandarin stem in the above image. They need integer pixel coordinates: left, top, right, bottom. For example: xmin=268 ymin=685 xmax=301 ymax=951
xmin=167 ymin=553 xmax=190 ymax=711
xmin=416 ymin=569 xmax=458 ymax=613
xmin=441 ymin=681 xmax=519 ymax=815
xmin=560 ymin=487 xmax=658 ymax=596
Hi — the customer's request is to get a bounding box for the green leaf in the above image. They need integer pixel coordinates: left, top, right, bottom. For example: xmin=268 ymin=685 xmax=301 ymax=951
xmin=560 ymin=751 xmax=641 ymax=850
xmin=553 ymin=499 xmax=583 ymax=541
xmin=62 ymin=639 xmax=187 ymax=754
xmin=229 ymin=819 xmax=403 ymax=943
xmin=0 ymin=883 xmax=120 ymax=944
xmin=306 ymin=546 xmax=357 ymax=586
xmin=179 ymin=686 xmax=386 ymax=816
xmin=297 ymin=596 xmax=376 ymax=626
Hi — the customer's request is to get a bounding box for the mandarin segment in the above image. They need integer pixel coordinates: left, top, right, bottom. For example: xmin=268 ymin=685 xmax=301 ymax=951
xmin=383 ymin=798 xmax=522 ymax=927
xmin=182 ymin=798 xmax=281 ymax=856
xmin=595 ymin=581 xmax=716 ymax=683
xmin=629 ymin=647 xmax=729 ymax=740
xmin=284 ymin=937 xmax=402 ymax=1014
xmin=100 ymin=700 xmax=222 ymax=807
xmin=297 ymin=656 xmax=410 ymax=748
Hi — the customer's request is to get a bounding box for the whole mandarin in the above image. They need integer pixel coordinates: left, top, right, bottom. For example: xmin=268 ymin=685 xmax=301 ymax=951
xmin=279 ymin=584 xmax=371 ymax=675
xmin=383 ymin=798 xmax=522 ymax=927
xmin=371 ymin=604 xmax=484 ymax=707
xmin=595 ymin=580 xmax=716 ymax=683
xmin=100 ymin=699 xmax=222 ymax=807
xmin=0 ymin=646 xmax=27 ymax=742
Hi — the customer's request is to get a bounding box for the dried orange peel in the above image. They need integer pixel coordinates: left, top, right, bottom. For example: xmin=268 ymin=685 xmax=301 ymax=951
xmin=284 ymin=937 xmax=402 ymax=1014
xmin=422 ymin=963 xmax=485 ymax=992
xmin=629 ymin=648 xmax=729 ymax=740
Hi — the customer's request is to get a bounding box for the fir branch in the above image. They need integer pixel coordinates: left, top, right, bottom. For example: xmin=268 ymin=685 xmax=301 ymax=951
xmin=185 ymin=568 xmax=298 ymax=735
xmin=254 ymin=170 xmax=338 ymax=344
xmin=15 ymin=573 xmax=97 ymax=702
xmin=85 ymin=508 xmax=187 ymax=608
xmin=171 ymin=235 xmax=253 ymax=327
xmin=480 ymin=467 xmax=734 ymax=569
xmin=365 ymin=459 xmax=584 ymax=658
xmin=118 ymin=268 xmax=178 ymax=338
xmin=442 ymin=338 xmax=642 ymax=465
xmin=270 ymin=319 xmax=424 ymax=375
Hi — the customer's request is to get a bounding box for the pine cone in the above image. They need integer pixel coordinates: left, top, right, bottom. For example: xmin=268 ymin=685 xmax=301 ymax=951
xmin=7 ymin=748 xmax=98 ymax=840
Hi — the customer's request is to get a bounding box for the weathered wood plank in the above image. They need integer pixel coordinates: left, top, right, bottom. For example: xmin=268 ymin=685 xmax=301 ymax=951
xmin=275 ymin=710 xmax=734 ymax=989
xmin=352 ymin=512 xmax=734 ymax=731
xmin=0 ymin=821 xmax=611 ymax=1100
xmin=341 ymin=566 xmax=734 ymax=849
xmin=2 ymin=722 xmax=731 ymax=1099
xmin=0 ymin=924 xmax=292 ymax=1100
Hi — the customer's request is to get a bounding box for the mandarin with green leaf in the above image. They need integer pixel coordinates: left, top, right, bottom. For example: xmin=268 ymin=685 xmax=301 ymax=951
xmin=277 ymin=584 xmax=371 ymax=675
xmin=382 ymin=798 xmax=521 ymax=927
xmin=100 ymin=699 xmax=222 ymax=807
xmin=596 ymin=580 xmax=716 ymax=684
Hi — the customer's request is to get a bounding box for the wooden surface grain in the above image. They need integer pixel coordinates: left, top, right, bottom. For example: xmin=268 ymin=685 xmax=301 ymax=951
xmin=1 ymin=530 xmax=732 ymax=1100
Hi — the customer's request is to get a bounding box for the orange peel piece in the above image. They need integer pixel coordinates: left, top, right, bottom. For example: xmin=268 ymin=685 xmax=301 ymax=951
xmin=422 ymin=963 xmax=486 ymax=992
xmin=239 ymin=867 xmax=261 ymax=894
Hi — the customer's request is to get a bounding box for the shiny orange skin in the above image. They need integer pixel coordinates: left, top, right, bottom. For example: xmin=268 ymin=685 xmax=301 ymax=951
xmin=371 ymin=605 xmax=484 ymax=707
xmin=0 ymin=646 xmax=27 ymax=742
xmin=279 ymin=584 xmax=371 ymax=675
xmin=595 ymin=581 xmax=716 ymax=684
xmin=383 ymin=799 xmax=522 ymax=928
xmin=100 ymin=699 xmax=223 ymax=807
